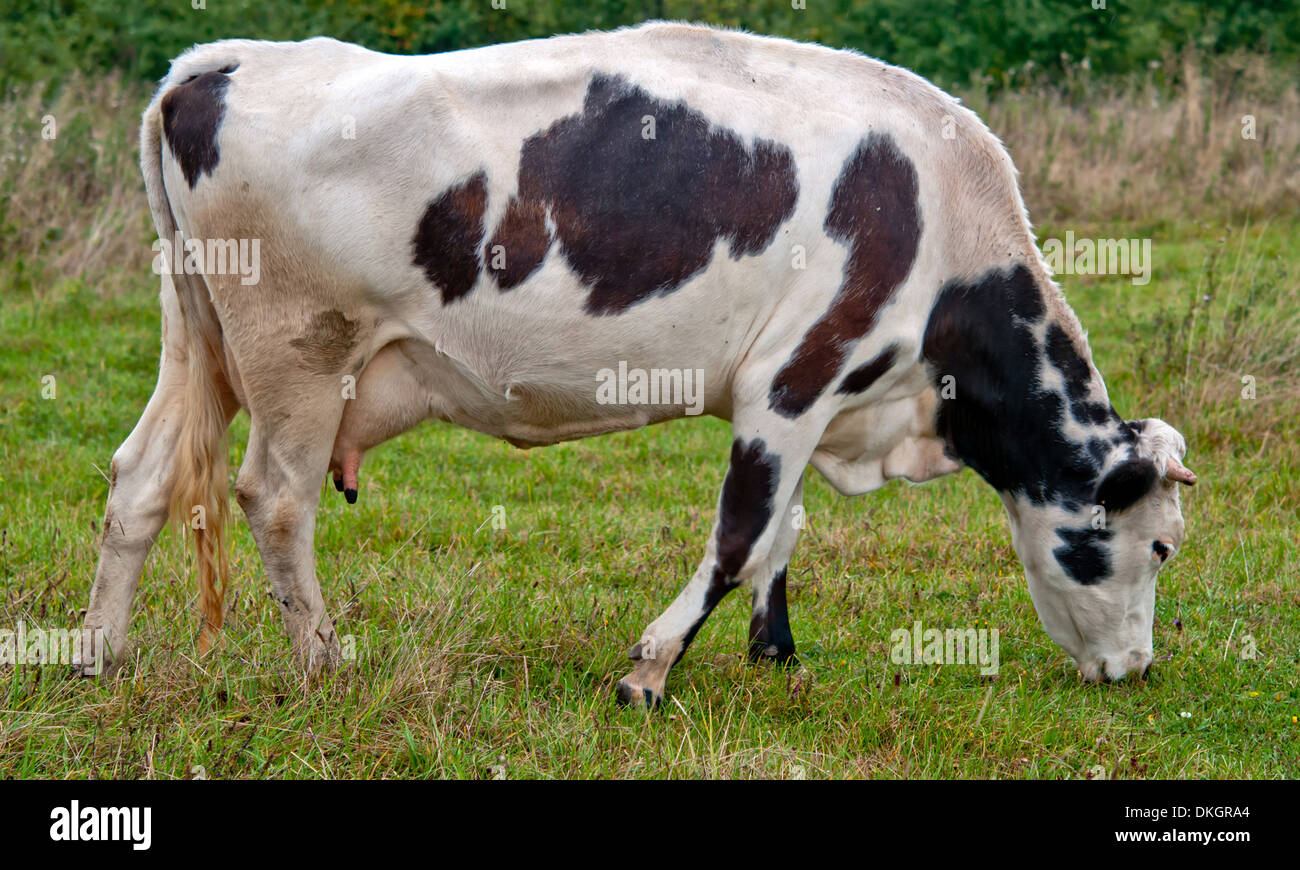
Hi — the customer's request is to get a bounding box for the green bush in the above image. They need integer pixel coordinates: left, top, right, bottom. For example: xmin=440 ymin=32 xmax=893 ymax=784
xmin=3 ymin=0 xmax=1298 ymax=93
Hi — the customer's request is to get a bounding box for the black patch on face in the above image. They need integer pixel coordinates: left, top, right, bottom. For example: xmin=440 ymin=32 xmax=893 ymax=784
xmin=715 ymin=437 xmax=781 ymax=578
xmin=412 ymin=171 xmax=488 ymax=303
xmin=1094 ymin=456 xmax=1159 ymax=513
xmin=748 ymin=568 xmax=797 ymax=665
xmin=1053 ymin=527 xmax=1114 ymax=584
xmin=491 ymin=73 xmax=798 ymax=313
xmin=922 ymin=264 xmax=1114 ymax=510
xmin=160 ymin=69 xmax=234 ymax=188
xmin=837 ymin=343 xmax=900 ymax=395
xmin=1113 ymin=419 xmax=1144 ymax=447
xmin=769 ymin=134 xmax=921 ymax=418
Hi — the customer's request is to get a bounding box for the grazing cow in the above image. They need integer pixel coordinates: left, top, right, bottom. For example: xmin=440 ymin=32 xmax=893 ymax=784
xmin=77 ymin=22 xmax=1196 ymax=705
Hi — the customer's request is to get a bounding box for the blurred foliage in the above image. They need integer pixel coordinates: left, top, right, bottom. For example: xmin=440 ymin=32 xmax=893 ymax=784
xmin=2 ymin=0 xmax=1298 ymax=93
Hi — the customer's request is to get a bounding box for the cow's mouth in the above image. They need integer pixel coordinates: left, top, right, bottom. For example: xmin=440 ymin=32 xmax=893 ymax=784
xmin=1079 ymin=650 xmax=1154 ymax=683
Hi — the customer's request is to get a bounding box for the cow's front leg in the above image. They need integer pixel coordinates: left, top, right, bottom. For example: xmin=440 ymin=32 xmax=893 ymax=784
xmin=617 ymin=428 xmax=818 ymax=708
xmin=747 ymin=477 xmax=803 ymax=667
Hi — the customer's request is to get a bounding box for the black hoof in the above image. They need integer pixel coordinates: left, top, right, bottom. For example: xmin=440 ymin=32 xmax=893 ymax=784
xmin=747 ymin=641 xmax=799 ymax=669
xmin=344 ymin=488 xmax=357 ymax=504
xmin=332 ymin=473 xmax=344 ymax=492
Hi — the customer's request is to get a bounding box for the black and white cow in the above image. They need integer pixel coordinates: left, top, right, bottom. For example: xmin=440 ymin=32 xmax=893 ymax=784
xmin=78 ymin=22 xmax=1196 ymax=705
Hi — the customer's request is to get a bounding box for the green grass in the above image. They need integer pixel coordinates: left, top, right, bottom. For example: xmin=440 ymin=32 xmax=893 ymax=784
xmin=1 ymin=218 xmax=1297 ymax=779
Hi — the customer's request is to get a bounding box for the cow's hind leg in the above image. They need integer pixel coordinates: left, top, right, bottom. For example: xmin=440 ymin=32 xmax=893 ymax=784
xmin=616 ymin=417 xmax=824 ymax=708
xmin=76 ymin=294 xmax=238 ymax=675
xmin=234 ymin=373 xmax=349 ymax=674
xmin=78 ymin=365 xmax=191 ymax=674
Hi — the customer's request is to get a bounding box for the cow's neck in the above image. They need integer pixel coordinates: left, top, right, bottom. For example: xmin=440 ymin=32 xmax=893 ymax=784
xmin=922 ymin=265 xmax=1136 ymax=512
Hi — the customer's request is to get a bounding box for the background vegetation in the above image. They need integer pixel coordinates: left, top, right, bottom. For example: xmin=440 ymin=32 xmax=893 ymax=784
xmin=3 ymin=0 xmax=1300 ymax=93
xmin=0 ymin=1 xmax=1296 ymax=777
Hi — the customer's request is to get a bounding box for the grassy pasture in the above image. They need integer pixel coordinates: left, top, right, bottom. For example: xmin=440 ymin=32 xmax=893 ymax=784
xmin=0 ymin=63 xmax=1297 ymax=779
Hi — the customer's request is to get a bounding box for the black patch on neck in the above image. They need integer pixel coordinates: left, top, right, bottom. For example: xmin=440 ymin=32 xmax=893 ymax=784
xmin=715 ymin=438 xmax=781 ymax=577
xmin=1053 ymin=527 xmax=1114 ymax=584
xmin=1086 ymin=437 xmax=1109 ymax=466
xmin=837 ymin=343 xmax=900 ymax=395
xmin=1045 ymin=323 xmax=1119 ymax=426
xmin=160 ymin=68 xmax=234 ymax=188
xmin=922 ymin=264 xmax=1115 ymax=510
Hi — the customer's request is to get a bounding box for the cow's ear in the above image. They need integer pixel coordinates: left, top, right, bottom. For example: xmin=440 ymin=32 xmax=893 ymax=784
xmin=1094 ymin=457 xmax=1159 ymax=513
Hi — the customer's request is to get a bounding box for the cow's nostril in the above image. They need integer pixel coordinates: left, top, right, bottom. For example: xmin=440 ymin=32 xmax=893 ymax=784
xmin=1152 ymin=540 xmax=1171 ymax=563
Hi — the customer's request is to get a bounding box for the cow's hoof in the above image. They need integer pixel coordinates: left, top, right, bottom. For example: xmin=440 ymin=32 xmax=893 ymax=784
xmin=617 ymin=642 xmax=674 ymax=709
xmin=71 ymin=629 xmax=120 ymax=678
xmin=297 ymin=626 xmax=342 ymax=677
xmin=615 ymin=678 xmax=662 ymax=710
xmin=71 ymin=657 xmax=107 ymax=679
xmin=70 ymin=658 xmax=109 ymax=679
xmin=747 ymin=641 xmax=799 ymax=669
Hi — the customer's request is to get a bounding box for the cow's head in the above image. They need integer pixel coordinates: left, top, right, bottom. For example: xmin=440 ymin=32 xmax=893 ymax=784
xmin=1002 ymin=418 xmax=1196 ymax=681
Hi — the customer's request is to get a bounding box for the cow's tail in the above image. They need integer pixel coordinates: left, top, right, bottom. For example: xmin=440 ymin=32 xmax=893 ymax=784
xmin=141 ymin=88 xmax=232 ymax=654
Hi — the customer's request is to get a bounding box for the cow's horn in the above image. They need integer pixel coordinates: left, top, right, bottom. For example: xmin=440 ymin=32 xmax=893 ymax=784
xmin=1165 ymin=457 xmax=1197 ymax=485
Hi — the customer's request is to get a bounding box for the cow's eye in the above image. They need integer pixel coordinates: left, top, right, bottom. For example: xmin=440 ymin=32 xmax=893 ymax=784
xmin=1152 ymin=540 xmax=1172 ymax=564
